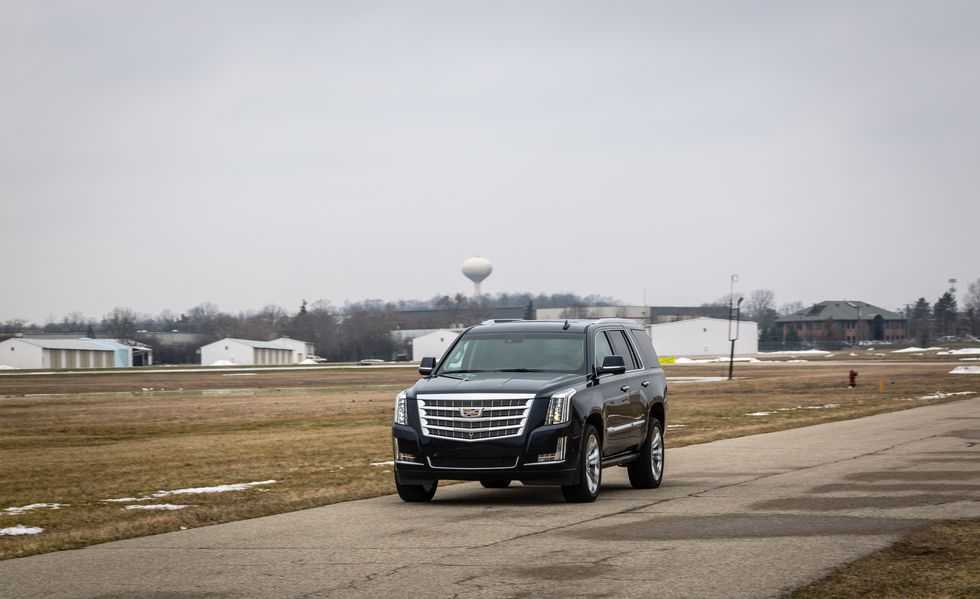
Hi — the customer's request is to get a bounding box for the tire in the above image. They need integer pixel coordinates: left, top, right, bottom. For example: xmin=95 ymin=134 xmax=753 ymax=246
xmin=562 ymin=424 xmax=602 ymax=503
xmin=396 ymin=480 xmax=438 ymax=502
xmin=480 ymin=479 xmax=511 ymax=489
xmin=628 ymin=417 xmax=665 ymax=489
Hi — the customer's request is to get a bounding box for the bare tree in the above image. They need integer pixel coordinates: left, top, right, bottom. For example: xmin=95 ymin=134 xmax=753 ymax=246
xmin=779 ymin=301 xmax=805 ymax=316
xmin=967 ymin=278 xmax=980 ymax=313
xmin=102 ymin=307 xmax=137 ymax=339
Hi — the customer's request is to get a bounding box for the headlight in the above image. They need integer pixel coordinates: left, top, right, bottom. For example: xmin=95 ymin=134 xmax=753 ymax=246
xmin=545 ymin=388 xmax=576 ymax=425
xmin=394 ymin=390 xmax=408 ymax=425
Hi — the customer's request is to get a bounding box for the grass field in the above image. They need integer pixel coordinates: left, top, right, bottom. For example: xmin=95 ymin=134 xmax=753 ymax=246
xmin=790 ymin=519 xmax=980 ymax=598
xmin=1 ymin=361 xmax=977 ymax=560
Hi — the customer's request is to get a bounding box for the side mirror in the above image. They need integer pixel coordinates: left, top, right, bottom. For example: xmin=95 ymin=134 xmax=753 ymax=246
xmin=598 ymin=355 xmax=627 ymax=376
xmin=419 ymin=357 xmax=436 ymax=376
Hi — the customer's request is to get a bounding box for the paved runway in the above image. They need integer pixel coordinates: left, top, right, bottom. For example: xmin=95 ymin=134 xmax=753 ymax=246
xmin=2 ymin=398 xmax=978 ymax=598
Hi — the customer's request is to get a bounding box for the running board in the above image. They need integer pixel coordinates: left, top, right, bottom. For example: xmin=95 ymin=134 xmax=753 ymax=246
xmin=602 ymin=452 xmax=640 ymax=467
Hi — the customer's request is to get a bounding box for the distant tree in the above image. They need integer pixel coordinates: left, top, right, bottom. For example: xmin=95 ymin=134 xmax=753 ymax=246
xmin=933 ymin=292 xmax=957 ymax=338
xmin=967 ymin=278 xmax=980 ymax=313
xmin=524 ymin=300 xmax=535 ymax=320
xmin=745 ymin=289 xmax=779 ymax=338
xmin=910 ymin=298 xmax=932 ymax=345
xmin=102 ymin=307 xmax=137 ymax=339
xmin=779 ymin=301 xmax=805 ymax=316
xmin=86 ymin=324 xmax=96 ymax=338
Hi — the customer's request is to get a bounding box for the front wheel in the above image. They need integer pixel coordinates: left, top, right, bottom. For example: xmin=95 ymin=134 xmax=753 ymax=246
xmin=562 ymin=424 xmax=602 ymax=503
xmin=628 ymin=418 xmax=665 ymax=489
xmin=396 ymin=480 xmax=438 ymax=502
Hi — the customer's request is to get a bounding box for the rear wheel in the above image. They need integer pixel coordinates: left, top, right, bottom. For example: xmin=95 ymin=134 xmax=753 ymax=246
xmin=628 ymin=418 xmax=664 ymax=489
xmin=396 ymin=480 xmax=438 ymax=502
xmin=562 ymin=424 xmax=602 ymax=503
xmin=480 ymin=479 xmax=511 ymax=489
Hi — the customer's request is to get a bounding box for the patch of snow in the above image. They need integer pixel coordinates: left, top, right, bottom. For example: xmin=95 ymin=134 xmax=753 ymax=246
xmin=0 ymin=364 xmax=16 ymax=370
xmin=960 ymin=358 xmax=980 ymax=362
xmin=674 ymin=356 xmax=759 ymax=364
xmin=222 ymin=373 xmax=256 ymax=376
xmin=370 ymin=461 xmax=395 ymax=467
xmin=950 ymin=367 xmax=980 ymax=375
xmin=801 ymin=403 xmax=840 ymax=410
xmin=757 ymin=349 xmax=831 ymax=356
xmin=102 ymin=497 xmax=151 ymax=503
xmin=892 ymin=346 xmax=944 ymax=353
xmin=786 ymin=359 xmax=809 ymax=363
xmin=209 ymin=359 xmax=236 ymax=366
xmin=153 ymin=480 xmax=278 ymax=497
xmin=124 ymin=504 xmax=189 ymax=511
xmin=0 ymin=525 xmax=43 ymax=536
xmin=299 ymin=358 xmax=318 ymax=365
xmin=939 ymin=348 xmax=980 ymax=356
xmin=666 ymin=424 xmax=687 ymax=429
xmin=746 ymin=411 xmax=775 ymax=417
xmin=902 ymin=391 xmax=976 ymax=400
xmin=849 ymin=353 xmax=858 ymax=356
xmin=3 ymin=503 xmax=67 ymax=515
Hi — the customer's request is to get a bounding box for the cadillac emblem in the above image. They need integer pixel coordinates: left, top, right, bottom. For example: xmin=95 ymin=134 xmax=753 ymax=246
xmin=460 ymin=407 xmax=483 ymax=418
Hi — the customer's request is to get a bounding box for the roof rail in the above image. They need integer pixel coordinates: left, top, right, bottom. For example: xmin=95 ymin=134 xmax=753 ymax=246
xmin=480 ymin=319 xmax=525 ymax=325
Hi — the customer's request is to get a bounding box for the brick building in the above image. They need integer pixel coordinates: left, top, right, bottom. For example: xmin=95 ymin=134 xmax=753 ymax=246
xmin=776 ymin=301 xmax=907 ymax=345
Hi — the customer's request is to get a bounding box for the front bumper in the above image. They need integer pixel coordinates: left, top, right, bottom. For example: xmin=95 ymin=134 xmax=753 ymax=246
xmin=392 ymin=420 xmax=582 ymax=486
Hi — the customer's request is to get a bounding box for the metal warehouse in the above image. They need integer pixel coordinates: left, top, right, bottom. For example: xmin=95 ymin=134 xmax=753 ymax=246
xmin=648 ymin=317 xmax=758 ymax=357
xmin=199 ymin=338 xmax=298 ymax=366
xmin=0 ymin=337 xmax=150 ymax=370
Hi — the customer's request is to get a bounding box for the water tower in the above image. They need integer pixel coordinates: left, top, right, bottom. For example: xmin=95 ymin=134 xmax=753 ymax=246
xmin=462 ymin=256 xmax=493 ymax=297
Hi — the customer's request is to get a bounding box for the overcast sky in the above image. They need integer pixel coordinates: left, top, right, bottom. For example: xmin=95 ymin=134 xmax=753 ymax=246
xmin=2 ymin=1 xmax=978 ymax=322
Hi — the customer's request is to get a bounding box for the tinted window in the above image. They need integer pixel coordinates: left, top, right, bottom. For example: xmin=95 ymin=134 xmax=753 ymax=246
xmin=606 ymin=330 xmax=638 ymax=370
xmin=594 ymin=331 xmax=614 ymax=366
xmin=629 ymin=329 xmax=660 ymax=367
xmin=438 ymin=332 xmax=586 ymax=374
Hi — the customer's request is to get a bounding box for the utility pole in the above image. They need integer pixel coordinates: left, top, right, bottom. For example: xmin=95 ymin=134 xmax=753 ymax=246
xmin=847 ymin=301 xmax=861 ymax=345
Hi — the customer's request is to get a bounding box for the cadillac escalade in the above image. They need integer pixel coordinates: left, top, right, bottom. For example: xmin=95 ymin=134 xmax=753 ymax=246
xmin=391 ymin=318 xmax=667 ymax=503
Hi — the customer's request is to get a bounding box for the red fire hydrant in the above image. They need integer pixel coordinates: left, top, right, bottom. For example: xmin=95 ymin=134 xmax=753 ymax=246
xmin=849 ymin=369 xmax=858 ymax=388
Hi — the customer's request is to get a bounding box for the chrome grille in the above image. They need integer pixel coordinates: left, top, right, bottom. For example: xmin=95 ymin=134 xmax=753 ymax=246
xmin=417 ymin=394 xmax=535 ymax=442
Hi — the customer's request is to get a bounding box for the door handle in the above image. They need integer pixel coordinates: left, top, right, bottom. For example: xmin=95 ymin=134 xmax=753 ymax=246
xmin=620 ymin=385 xmax=630 ymax=392
xmin=641 ymin=380 xmax=650 ymax=387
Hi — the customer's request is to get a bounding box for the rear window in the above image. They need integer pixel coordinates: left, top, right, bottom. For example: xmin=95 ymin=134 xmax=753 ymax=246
xmin=629 ymin=329 xmax=660 ymax=367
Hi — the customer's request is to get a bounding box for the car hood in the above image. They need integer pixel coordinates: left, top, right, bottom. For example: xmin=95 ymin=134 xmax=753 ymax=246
xmin=411 ymin=371 xmax=584 ymax=396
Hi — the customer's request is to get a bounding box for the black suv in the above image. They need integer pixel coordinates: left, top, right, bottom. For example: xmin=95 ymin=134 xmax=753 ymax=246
xmin=391 ymin=319 xmax=667 ymax=503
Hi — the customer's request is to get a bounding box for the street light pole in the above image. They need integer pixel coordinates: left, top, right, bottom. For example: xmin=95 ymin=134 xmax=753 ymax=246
xmin=728 ymin=296 xmax=743 ymax=381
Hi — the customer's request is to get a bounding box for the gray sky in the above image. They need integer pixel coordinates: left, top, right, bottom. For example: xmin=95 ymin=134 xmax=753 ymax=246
xmin=2 ymin=1 xmax=978 ymax=323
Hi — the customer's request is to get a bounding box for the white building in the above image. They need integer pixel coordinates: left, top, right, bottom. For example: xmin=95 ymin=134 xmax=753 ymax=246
xmin=199 ymin=338 xmax=294 ymax=366
xmin=412 ymin=330 xmax=460 ymax=361
xmin=0 ymin=337 xmax=133 ymax=370
xmin=271 ymin=337 xmax=316 ymax=363
xmin=648 ymin=317 xmax=758 ymax=357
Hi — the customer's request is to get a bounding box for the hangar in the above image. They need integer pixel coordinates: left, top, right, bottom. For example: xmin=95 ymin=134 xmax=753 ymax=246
xmin=0 ymin=337 xmax=151 ymax=370
xmin=271 ymin=337 xmax=317 ymax=363
xmin=649 ymin=317 xmax=758 ymax=357
xmin=199 ymin=338 xmax=296 ymax=366
xmin=412 ymin=329 xmax=460 ymax=362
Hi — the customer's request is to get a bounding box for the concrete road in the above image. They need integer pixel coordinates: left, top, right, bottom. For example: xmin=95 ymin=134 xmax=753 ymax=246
xmin=3 ymin=399 xmax=979 ymax=599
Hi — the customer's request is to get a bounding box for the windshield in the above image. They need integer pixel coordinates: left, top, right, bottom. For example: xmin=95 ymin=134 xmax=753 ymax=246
xmin=437 ymin=332 xmax=586 ymax=374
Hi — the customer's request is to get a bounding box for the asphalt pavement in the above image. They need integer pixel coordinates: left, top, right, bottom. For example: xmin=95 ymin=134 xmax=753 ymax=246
xmin=2 ymin=398 xmax=978 ymax=598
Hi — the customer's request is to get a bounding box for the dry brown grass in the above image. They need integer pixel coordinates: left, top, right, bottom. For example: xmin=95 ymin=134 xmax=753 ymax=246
xmin=1 ymin=361 xmax=977 ymax=560
xmin=789 ymin=519 xmax=980 ymax=598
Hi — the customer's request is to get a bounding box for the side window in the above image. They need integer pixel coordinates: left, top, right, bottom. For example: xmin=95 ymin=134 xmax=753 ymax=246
xmin=594 ymin=331 xmax=615 ymax=367
xmin=607 ymin=330 xmax=639 ymax=370
xmin=629 ymin=329 xmax=660 ymax=367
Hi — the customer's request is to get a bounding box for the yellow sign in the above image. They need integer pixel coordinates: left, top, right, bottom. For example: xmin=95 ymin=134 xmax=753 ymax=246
xmin=659 ymin=356 xmax=676 ymax=365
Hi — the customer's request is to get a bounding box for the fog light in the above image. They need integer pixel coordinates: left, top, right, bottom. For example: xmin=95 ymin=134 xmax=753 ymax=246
xmin=393 ymin=437 xmax=422 ymax=464
xmin=536 ymin=436 xmax=567 ymax=463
